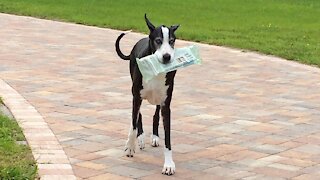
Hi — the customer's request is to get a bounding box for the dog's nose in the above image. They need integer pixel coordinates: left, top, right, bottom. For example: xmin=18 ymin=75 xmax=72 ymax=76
xmin=163 ymin=54 xmax=171 ymax=64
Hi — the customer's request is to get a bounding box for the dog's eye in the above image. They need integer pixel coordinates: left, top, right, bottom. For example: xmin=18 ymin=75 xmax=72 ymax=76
xmin=155 ymin=39 xmax=162 ymax=45
xmin=169 ymin=39 xmax=175 ymax=45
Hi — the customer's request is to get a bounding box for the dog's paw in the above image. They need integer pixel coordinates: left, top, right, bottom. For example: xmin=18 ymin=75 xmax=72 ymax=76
xmin=162 ymin=161 xmax=175 ymax=175
xmin=137 ymin=133 xmax=145 ymax=150
xmin=124 ymin=130 xmax=137 ymax=157
xmin=124 ymin=140 xmax=136 ymax=157
xmin=151 ymin=135 xmax=160 ymax=147
xmin=162 ymin=148 xmax=175 ymax=175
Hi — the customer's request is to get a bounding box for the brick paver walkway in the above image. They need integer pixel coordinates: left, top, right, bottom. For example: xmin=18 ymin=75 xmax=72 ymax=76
xmin=1 ymin=13 xmax=320 ymax=179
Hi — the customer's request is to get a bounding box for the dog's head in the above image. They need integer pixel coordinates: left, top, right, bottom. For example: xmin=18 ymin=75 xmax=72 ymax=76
xmin=145 ymin=14 xmax=180 ymax=64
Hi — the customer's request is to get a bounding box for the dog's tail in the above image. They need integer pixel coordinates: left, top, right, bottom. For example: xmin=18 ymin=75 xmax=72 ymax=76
xmin=115 ymin=31 xmax=131 ymax=60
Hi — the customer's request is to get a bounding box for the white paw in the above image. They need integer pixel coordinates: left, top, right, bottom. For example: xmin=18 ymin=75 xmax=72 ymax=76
xmin=124 ymin=139 xmax=136 ymax=157
xmin=162 ymin=161 xmax=175 ymax=175
xmin=124 ymin=129 xmax=137 ymax=157
xmin=137 ymin=133 xmax=145 ymax=150
xmin=151 ymin=135 xmax=160 ymax=147
xmin=162 ymin=148 xmax=175 ymax=175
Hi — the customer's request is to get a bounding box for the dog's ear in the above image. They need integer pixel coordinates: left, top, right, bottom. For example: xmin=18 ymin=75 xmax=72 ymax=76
xmin=170 ymin=25 xmax=180 ymax=33
xmin=145 ymin=14 xmax=155 ymax=32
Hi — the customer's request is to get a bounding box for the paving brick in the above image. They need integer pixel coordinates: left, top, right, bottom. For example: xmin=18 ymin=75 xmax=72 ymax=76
xmin=292 ymin=144 xmax=320 ymax=155
xmin=278 ymin=150 xmax=313 ymax=160
xmin=278 ymin=141 xmax=304 ymax=149
xmin=64 ymin=147 xmax=89 ymax=158
xmin=204 ymin=164 xmax=255 ymax=179
xmin=203 ymin=166 xmax=239 ymax=178
xmin=236 ymin=130 xmax=269 ymax=139
xmin=92 ymin=157 xmax=131 ymax=167
xmin=217 ymin=150 xmax=268 ymax=162
xmin=178 ymin=158 xmax=224 ymax=171
xmin=95 ymin=148 xmax=124 ymax=158
xmin=250 ymin=144 xmax=287 ymax=154
xmin=72 ymin=142 xmax=107 ymax=152
xmin=258 ymin=155 xmax=285 ymax=162
xmin=88 ymin=173 xmax=132 ymax=180
xmin=256 ymin=136 xmax=290 ymax=145
xmin=173 ymin=144 xmax=203 ymax=153
xmin=38 ymin=164 xmax=74 ymax=176
xmin=75 ymin=161 xmax=108 ymax=170
xmin=242 ymin=174 xmax=285 ymax=180
xmin=188 ymin=174 xmax=229 ymax=180
xmin=73 ymin=152 xmax=104 ymax=161
xmin=69 ymin=158 xmax=83 ymax=164
xmin=235 ymin=158 xmax=273 ymax=168
xmin=82 ymin=134 xmax=113 ymax=143
xmin=125 ymin=162 xmax=161 ymax=171
xmin=248 ymin=123 xmax=282 ymax=133
xmin=220 ymin=161 xmax=254 ymax=171
xmin=300 ymin=164 xmax=320 ymax=174
xmin=141 ymin=173 xmax=186 ymax=180
xmin=105 ymin=165 xmax=155 ymax=178
xmin=61 ymin=138 xmax=88 ymax=147
xmin=294 ymin=135 xmax=320 ymax=144
xmin=278 ymin=157 xmax=316 ymax=168
xmin=253 ymin=167 xmax=301 ymax=179
xmin=209 ymin=123 xmax=245 ymax=133
xmin=232 ymin=120 xmax=261 ymax=126
xmin=228 ymin=170 xmax=256 ymax=179
xmin=292 ymin=173 xmax=320 ymax=180
xmin=207 ymin=144 xmax=246 ymax=155
xmin=73 ymin=165 xmax=104 ymax=179
xmin=267 ymin=163 xmax=301 ymax=171
xmin=40 ymin=175 xmax=77 ymax=180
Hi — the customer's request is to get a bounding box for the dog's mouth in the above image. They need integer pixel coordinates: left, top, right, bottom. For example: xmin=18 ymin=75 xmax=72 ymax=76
xmin=155 ymin=51 xmax=174 ymax=65
xmin=159 ymin=54 xmax=174 ymax=65
xmin=158 ymin=59 xmax=172 ymax=65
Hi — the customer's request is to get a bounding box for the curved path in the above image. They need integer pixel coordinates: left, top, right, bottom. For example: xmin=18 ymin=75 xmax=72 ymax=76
xmin=1 ymin=13 xmax=320 ymax=179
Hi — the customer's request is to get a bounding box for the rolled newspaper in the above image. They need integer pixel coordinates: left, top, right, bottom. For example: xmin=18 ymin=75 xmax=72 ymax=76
xmin=136 ymin=45 xmax=202 ymax=82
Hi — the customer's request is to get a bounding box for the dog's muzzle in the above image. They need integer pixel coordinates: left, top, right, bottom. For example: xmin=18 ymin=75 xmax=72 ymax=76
xmin=162 ymin=53 xmax=171 ymax=64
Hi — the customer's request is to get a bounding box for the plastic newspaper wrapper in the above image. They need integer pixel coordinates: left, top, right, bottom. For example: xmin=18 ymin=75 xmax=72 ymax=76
xmin=136 ymin=45 xmax=202 ymax=82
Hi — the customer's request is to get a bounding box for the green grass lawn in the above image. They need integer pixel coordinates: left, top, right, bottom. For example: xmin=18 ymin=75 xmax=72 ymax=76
xmin=0 ymin=111 xmax=37 ymax=179
xmin=0 ymin=0 xmax=319 ymax=66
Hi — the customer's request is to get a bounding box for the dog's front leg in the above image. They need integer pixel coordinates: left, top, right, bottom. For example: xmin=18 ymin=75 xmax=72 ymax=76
xmin=125 ymin=96 xmax=142 ymax=157
xmin=161 ymin=84 xmax=175 ymax=175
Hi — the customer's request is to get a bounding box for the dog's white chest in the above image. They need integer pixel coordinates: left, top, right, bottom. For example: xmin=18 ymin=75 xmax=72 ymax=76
xmin=140 ymin=73 xmax=168 ymax=105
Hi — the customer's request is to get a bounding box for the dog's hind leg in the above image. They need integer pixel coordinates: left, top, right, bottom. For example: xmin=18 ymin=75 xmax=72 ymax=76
xmin=151 ymin=105 xmax=160 ymax=147
xmin=125 ymin=96 xmax=142 ymax=157
xmin=137 ymin=112 xmax=145 ymax=150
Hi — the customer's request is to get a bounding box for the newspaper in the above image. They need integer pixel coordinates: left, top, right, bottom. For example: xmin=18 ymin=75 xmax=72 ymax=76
xmin=137 ymin=45 xmax=201 ymax=82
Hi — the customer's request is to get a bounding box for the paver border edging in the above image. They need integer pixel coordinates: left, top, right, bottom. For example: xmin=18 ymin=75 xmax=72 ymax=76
xmin=0 ymin=79 xmax=76 ymax=180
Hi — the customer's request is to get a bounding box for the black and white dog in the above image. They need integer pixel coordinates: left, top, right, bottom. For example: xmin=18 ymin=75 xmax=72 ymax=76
xmin=115 ymin=14 xmax=179 ymax=175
